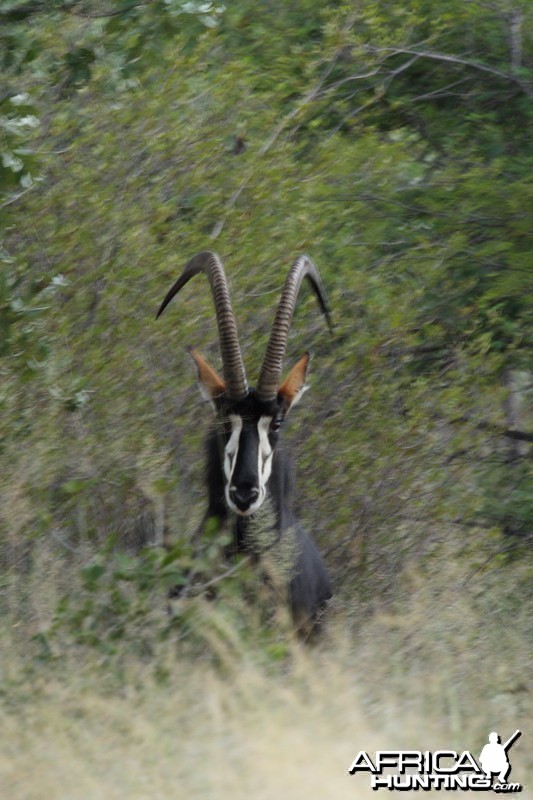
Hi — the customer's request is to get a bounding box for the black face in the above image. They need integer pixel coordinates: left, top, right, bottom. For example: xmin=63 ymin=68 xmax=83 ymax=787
xmin=215 ymin=390 xmax=287 ymax=515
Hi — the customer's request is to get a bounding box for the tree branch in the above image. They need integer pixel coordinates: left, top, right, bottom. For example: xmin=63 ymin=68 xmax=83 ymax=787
xmin=450 ymin=415 xmax=533 ymax=444
xmin=0 ymin=1 xmax=76 ymax=21
xmin=366 ymin=45 xmax=532 ymax=97
xmin=0 ymin=0 xmax=152 ymax=22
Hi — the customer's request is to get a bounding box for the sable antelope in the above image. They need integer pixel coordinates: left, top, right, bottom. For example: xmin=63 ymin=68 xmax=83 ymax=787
xmin=157 ymin=251 xmax=332 ymax=633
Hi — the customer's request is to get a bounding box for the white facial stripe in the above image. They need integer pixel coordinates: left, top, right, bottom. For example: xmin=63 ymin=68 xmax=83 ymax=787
xmin=257 ymin=416 xmax=273 ymax=488
xmin=224 ymin=414 xmax=243 ymax=484
xmin=223 ymin=414 xmax=275 ymax=516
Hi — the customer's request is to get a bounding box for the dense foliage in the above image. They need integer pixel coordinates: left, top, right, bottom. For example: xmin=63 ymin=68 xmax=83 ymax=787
xmin=0 ymin=0 xmax=531 ymax=701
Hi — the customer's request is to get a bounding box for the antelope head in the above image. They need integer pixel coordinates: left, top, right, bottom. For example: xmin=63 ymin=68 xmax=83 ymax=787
xmin=157 ymin=251 xmax=331 ymax=516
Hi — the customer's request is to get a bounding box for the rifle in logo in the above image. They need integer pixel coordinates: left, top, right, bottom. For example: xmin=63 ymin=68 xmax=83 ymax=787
xmin=479 ymin=730 xmax=521 ymax=784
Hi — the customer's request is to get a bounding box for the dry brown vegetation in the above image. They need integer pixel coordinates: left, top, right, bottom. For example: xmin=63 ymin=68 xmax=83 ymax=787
xmin=1 ymin=530 xmax=531 ymax=800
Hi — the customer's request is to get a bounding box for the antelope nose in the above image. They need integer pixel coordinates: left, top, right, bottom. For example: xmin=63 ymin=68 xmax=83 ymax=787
xmin=230 ymin=484 xmax=259 ymax=511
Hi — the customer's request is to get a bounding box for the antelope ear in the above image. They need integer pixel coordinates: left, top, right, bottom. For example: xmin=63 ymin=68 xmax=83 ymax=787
xmin=278 ymin=352 xmax=311 ymax=412
xmin=188 ymin=347 xmax=225 ymax=403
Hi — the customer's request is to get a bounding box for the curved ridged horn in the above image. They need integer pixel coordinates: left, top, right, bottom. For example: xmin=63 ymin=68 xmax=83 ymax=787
xmin=256 ymin=255 xmax=332 ymax=402
xmin=157 ymin=251 xmax=248 ymax=401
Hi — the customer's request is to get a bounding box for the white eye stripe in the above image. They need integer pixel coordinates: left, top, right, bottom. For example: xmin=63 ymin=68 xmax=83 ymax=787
xmin=257 ymin=416 xmax=273 ymax=487
xmin=257 ymin=417 xmax=273 ymax=452
xmin=226 ymin=415 xmax=242 ymax=454
xmin=224 ymin=414 xmax=243 ymax=483
xmin=261 ymin=452 xmax=273 ymax=485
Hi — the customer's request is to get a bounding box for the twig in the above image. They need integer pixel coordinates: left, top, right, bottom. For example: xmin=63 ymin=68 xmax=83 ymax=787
xmin=459 ymin=541 xmax=527 ymax=587
xmin=176 ymin=556 xmax=252 ymax=600
xmin=450 ymin=415 xmax=533 ymax=444
xmin=366 ymin=45 xmax=532 ymax=97
xmin=0 ymin=185 xmax=36 ymax=209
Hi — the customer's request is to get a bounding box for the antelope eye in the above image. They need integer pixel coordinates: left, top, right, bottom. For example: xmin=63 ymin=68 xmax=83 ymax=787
xmin=270 ymin=418 xmax=282 ymax=432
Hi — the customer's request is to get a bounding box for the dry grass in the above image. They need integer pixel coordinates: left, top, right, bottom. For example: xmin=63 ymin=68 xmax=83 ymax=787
xmin=1 ymin=622 xmax=531 ymax=800
xmin=0 ymin=644 xmax=374 ymax=800
xmin=0 ymin=528 xmax=531 ymax=800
